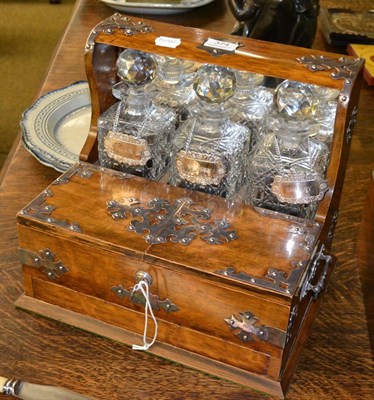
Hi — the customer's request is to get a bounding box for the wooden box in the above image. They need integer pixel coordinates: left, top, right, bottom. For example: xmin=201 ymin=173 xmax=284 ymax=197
xmin=16 ymin=14 xmax=364 ymax=398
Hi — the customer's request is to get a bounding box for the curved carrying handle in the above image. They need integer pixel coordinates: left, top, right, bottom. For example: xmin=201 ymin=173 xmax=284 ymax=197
xmin=300 ymin=245 xmax=333 ymax=300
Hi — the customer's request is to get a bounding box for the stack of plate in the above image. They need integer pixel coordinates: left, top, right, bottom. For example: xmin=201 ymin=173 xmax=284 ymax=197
xmin=100 ymin=0 xmax=215 ymax=15
xmin=21 ymin=81 xmax=91 ymax=172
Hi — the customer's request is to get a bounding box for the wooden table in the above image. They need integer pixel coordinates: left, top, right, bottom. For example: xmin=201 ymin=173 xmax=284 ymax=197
xmin=0 ymin=0 xmax=373 ymax=399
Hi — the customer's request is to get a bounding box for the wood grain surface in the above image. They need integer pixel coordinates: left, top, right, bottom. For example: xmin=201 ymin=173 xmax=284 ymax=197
xmin=0 ymin=0 xmax=373 ymax=399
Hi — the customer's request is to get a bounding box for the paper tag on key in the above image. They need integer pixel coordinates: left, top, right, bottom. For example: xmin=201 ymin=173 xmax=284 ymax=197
xmin=155 ymin=36 xmax=181 ymax=48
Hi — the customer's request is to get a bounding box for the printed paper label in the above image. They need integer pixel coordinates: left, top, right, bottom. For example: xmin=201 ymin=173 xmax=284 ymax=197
xmin=155 ymin=36 xmax=181 ymax=48
xmin=203 ymin=38 xmax=239 ymax=52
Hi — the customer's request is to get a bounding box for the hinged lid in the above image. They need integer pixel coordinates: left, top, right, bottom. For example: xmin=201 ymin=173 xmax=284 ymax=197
xmin=17 ymin=162 xmax=322 ymax=300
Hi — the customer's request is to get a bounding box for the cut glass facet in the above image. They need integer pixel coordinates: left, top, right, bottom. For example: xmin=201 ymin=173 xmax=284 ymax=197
xmin=98 ymin=49 xmax=176 ymax=180
xmin=116 ymin=49 xmax=157 ymax=86
xmin=97 ymin=50 xmax=339 ymax=220
xmin=274 ymin=80 xmax=319 ymax=119
xmin=169 ymin=64 xmax=251 ymax=199
xmin=193 ymin=65 xmax=237 ymax=104
xmin=153 ymin=56 xmax=196 ymax=125
xmin=247 ymin=80 xmax=331 ymax=219
xmin=311 ymin=85 xmax=340 ymax=147
xmin=227 ymin=70 xmax=274 ymax=148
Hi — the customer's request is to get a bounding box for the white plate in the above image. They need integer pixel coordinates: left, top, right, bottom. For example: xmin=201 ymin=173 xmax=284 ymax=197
xmin=101 ymin=0 xmax=215 ymax=15
xmin=21 ymin=81 xmax=91 ymax=172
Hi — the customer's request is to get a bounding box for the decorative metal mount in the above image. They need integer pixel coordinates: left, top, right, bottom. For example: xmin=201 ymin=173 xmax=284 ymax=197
xmin=216 ymin=241 xmax=331 ymax=297
xmin=299 ymin=244 xmax=332 ymax=300
xmin=286 ymin=304 xmax=298 ymax=345
xmin=107 ymin=197 xmax=238 ymax=245
xmin=298 ymin=55 xmax=362 ymax=79
xmin=111 ymin=284 xmax=179 ymax=313
xmin=225 ymin=311 xmax=286 ymax=348
xmin=85 ymin=13 xmax=153 ymax=53
xmin=215 ymin=215 xmax=322 ymax=295
xmin=286 ymin=221 xmax=320 ymax=253
xmin=19 ymin=248 xmax=69 ymax=280
xmin=19 ymin=189 xmax=81 ymax=232
xmin=1 ymin=378 xmax=23 ymax=397
xmin=345 ymin=106 xmax=358 ymax=144
xmin=298 ymin=55 xmax=364 ymax=105
xmin=255 ymin=208 xmax=321 ymax=254
xmin=327 ymin=210 xmax=339 ymax=242
xmin=216 ymin=262 xmax=306 ymax=296
xmin=53 ymin=162 xmax=93 ymax=185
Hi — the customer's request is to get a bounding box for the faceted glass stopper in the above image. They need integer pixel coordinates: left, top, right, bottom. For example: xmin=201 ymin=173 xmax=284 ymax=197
xmin=158 ymin=57 xmax=184 ymax=82
xmin=193 ymin=65 xmax=236 ymax=104
xmin=274 ymin=80 xmax=319 ymax=119
xmin=312 ymin=85 xmax=340 ymax=102
xmin=236 ymin=70 xmax=264 ymax=88
xmin=116 ymin=49 xmax=157 ymax=87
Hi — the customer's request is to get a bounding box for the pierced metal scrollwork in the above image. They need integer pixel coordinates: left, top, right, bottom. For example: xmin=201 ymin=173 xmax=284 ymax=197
xmin=19 ymin=248 xmax=69 ymax=280
xmin=225 ymin=311 xmax=286 ymax=348
xmin=298 ymin=55 xmax=364 ymax=104
xmin=286 ymin=305 xmax=298 ymax=344
xmin=85 ymin=13 xmax=153 ymax=53
xmin=298 ymin=55 xmax=362 ymax=79
xmin=216 ymin=241 xmax=330 ymax=297
xmin=111 ymin=284 xmax=179 ymax=313
xmin=107 ymin=197 xmax=238 ymax=245
xmin=53 ymin=162 xmax=93 ymax=185
xmin=286 ymin=220 xmax=321 ymax=253
xmin=19 ymin=189 xmax=81 ymax=232
xmin=216 ymin=260 xmax=306 ymax=296
xmin=327 ymin=210 xmax=339 ymax=242
xmin=345 ymin=106 xmax=358 ymax=144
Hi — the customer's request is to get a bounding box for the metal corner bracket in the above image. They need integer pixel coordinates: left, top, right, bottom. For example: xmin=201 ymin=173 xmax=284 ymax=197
xmin=19 ymin=188 xmax=81 ymax=232
xmin=53 ymin=162 xmax=93 ymax=185
xmin=85 ymin=13 xmax=153 ymax=54
xmin=19 ymin=248 xmax=69 ymax=280
xmin=225 ymin=311 xmax=286 ymax=348
xmin=298 ymin=55 xmax=364 ymax=106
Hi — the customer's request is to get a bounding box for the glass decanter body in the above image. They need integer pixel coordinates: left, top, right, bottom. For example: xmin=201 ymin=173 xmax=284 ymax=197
xmin=227 ymin=71 xmax=274 ymax=147
xmin=311 ymin=86 xmax=340 ymax=148
xmin=98 ymin=49 xmax=176 ymax=180
xmin=153 ymin=56 xmax=196 ymax=125
xmin=169 ymin=65 xmax=251 ymax=198
xmin=247 ymin=117 xmax=329 ymax=219
xmin=247 ymin=80 xmax=330 ymax=219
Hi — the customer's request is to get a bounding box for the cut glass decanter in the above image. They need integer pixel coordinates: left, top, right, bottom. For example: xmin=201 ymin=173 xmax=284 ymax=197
xmin=247 ymin=80 xmax=330 ymax=219
xmin=97 ymin=49 xmax=176 ymax=180
xmin=227 ymin=70 xmax=275 ymax=147
xmin=152 ymin=56 xmax=196 ymax=126
xmin=311 ymin=85 xmax=339 ymax=148
xmin=169 ymin=64 xmax=251 ymax=199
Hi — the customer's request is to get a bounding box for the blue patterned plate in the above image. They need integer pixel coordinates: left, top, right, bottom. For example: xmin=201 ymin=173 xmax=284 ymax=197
xmin=21 ymin=81 xmax=91 ymax=172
